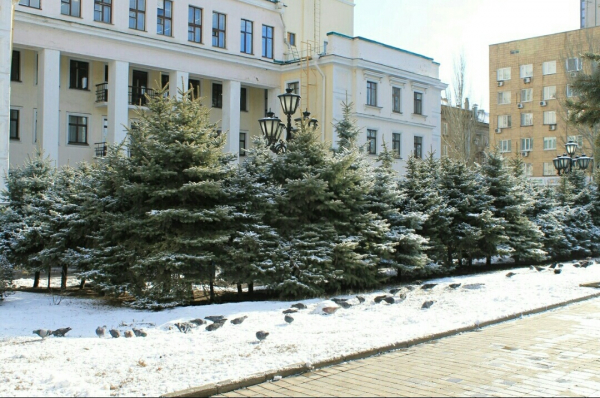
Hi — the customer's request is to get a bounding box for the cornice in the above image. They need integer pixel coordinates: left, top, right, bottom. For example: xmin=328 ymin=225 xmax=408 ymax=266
xmin=354 ymin=112 xmax=436 ymax=130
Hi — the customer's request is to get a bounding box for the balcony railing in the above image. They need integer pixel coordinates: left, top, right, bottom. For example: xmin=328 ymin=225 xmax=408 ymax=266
xmin=94 ymin=142 xmax=108 ymax=158
xmin=96 ymin=83 xmax=108 ymax=102
xmin=129 ymin=86 xmax=158 ymax=106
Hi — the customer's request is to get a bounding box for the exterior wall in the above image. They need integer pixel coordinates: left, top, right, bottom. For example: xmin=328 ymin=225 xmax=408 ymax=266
xmin=489 ymin=27 xmax=600 ymax=184
xmin=582 ymin=0 xmax=600 ymax=28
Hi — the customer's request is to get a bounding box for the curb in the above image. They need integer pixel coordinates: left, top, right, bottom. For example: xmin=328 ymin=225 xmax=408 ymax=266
xmin=161 ymin=290 xmax=600 ymax=398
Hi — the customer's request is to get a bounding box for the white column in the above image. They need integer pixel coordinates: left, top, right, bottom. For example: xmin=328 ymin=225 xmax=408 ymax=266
xmin=38 ymin=49 xmax=60 ymax=166
xmin=222 ymin=80 xmax=241 ymax=158
xmin=169 ymin=70 xmax=189 ymax=99
xmin=0 ymin=1 xmax=17 ymax=190
xmin=107 ymin=60 xmax=129 ymax=145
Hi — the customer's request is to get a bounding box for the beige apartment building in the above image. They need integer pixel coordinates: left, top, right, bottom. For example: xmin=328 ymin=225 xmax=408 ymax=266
xmin=489 ymin=26 xmax=599 ymax=185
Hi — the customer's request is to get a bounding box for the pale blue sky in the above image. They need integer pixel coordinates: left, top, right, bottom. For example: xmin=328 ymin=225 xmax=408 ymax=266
xmin=354 ymin=0 xmax=580 ymax=111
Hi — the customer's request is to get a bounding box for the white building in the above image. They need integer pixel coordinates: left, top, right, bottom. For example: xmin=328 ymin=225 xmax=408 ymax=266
xmin=2 ymin=0 xmax=445 ymax=187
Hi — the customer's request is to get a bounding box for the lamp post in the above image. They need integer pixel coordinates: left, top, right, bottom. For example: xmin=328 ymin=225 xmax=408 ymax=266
xmin=553 ymin=141 xmax=593 ymax=176
xmin=278 ymin=88 xmax=302 ymax=141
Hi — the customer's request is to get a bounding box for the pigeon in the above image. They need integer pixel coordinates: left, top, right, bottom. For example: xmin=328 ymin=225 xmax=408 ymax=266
xmin=175 ymin=322 xmax=192 ymax=334
xmin=396 ymin=293 xmax=407 ymax=303
xmin=96 ymin=326 xmax=107 ymax=338
xmin=322 ymin=307 xmax=339 ymax=315
xmin=33 ymin=329 xmax=52 ymax=339
xmin=529 ymin=265 xmax=535 ymax=270
xmin=132 ymin=328 xmax=147 ymax=337
xmin=331 ymin=298 xmax=348 ymax=305
xmin=421 ymin=283 xmax=437 ymax=290
xmin=374 ymin=295 xmax=387 ymax=304
xmin=256 ymin=331 xmax=269 ymax=341
xmin=206 ymin=322 xmax=224 ymax=332
xmin=413 ymin=280 xmax=423 ymax=285
xmin=535 ymin=266 xmax=545 ymax=272
xmin=506 ymin=272 xmax=517 ymax=278
xmin=109 ymin=329 xmax=120 ymax=338
xmin=205 ymin=316 xmax=225 ymax=323
xmin=51 ymin=327 xmax=72 ymax=337
xmin=554 ymin=269 xmax=562 ymax=275
xmin=283 ymin=309 xmax=298 ymax=314
xmin=580 ymin=261 xmax=591 ymax=268
xmin=463 ymin=283 xmax=485 ymax=290
xmin=421 ymin=301 xmax=435 ymax=310
xmin=405 ymin=285 xmax=416 ymax=291
xmin=558 ymin=264 xmax=564 ymax=268
xmin=383 ymin=297 xmax=395 ymax=304
xmin=356 ymin=295 xmax=366 ymax=304
xmin=549 ymin=264 xmax=558 ymax=269
xmin=573 ymin=262 xmax=581 ymax=268
xmin=389 ymin=288 xmax=402 ymax=295
xmin=124 ymin=330 xmax=134 ymax=338
xmin=284 ymin=315 xmax=294 ymax=324
xmin=231 ymin=316 xmax=248 ymax=325
xmin=189 ymin=319 xmax=206 ymax=326
xmin=291 ymin=303 xmax=307 ymax=310
xmin=338 ymin=301 xmax=352 ymax=309
xmin=449 ymin=283 xmax=462 ymax=289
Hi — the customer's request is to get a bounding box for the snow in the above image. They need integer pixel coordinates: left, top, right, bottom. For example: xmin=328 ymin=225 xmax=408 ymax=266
xmin=1 ymin=261 xmax=600 ymax=397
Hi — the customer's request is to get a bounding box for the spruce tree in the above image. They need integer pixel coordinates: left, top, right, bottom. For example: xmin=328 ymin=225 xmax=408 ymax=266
xmin=334 ymin=101 xmax=361 ymax=152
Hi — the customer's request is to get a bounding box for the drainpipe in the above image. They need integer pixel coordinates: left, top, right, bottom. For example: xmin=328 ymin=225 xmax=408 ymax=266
xmin=313 ymin=57 xmax=326 ymax=142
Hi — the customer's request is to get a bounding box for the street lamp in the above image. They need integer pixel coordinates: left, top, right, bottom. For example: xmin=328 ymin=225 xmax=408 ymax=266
xmin=258 ymin=111 xmax=285 ymax=153
xmin=553 ymin=141 xmax=593 ymax=175
xmin=278 ymin=88 xmax=302 ymax=141
xmin=294 ymin=110 xmax=319 ymax=130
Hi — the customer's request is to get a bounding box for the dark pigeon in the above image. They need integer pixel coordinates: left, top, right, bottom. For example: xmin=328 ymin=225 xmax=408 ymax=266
xmin=396 ymin=293 xmax=407 ymax=303
xmin=206 ymin=322 xmax=224 ymax=332
xmin=535 ymin=266 xmax=545 ymax=272
xmin=51 ymin=327 xmax=72 ymax=337
xmin=580 ymin=261 xmax=591 ymax=268
xmin=421 ymin=301 xmax=435 ymax=310
xmin=109 ymin=329 xmax=120 ymax=338
xmin=414 ymin=280 xmax=423 ymax=285
xmin=124 ymin=330 xmax=134 ymax=338
xmin=573 ymin=262 xmax=581 ymax=268
xmin=331 ymin=298 xmax=348 ymax=304
xmin=529 ymin=265 xmax=535 ymax=270
xmin=205 ymin=316 xmax=225 ymax=323
xmin=338 ymin=301 xmax=352 ymax=309
xmin=132 ymin=328 xmax=147 ymax=337
xmin=374 ymin=295 xmax=387 ymax=304
xmin=175 ymin=322 xmax=193 ymax=334
xmin=449 ymin=283 xmax=462 ymax=289
xmin=284 ymin=315 xmax=294 ymax=324
xmin=256 ymin=331 xmax=269 ymax=341
xmin=389 ymin=288 xmax=402 ymax=295
xmin=405 ymin=285 xmax=416 ymax=291
xmin=96 ymin=326 xmax=106 ymax=338
xmin=231 ymin=316 xmax=248 ymax=325
xmin=322 ymin=307 xmax=339 ymax=315
xmin=506 ymin=272 xmax=517 ymax=278
xmin=33 ymin=329 xmax=52 ymax=339
xmin=291 ymin=303 xmax=307 ymax=310
xmin=189 ymin=319 xmax=206 ymax=326
xmin=554 ymin=269 xmax=562 ymax=275
xmin=549 ymin=264 xmax=557 ymax=269
xmin=283 ymin=309 xmax=298 ymax=314
xmin=356 ymin=295 xmax=366 ymax=304
xmin=421 ymin=283 xmax=437 ymax=290
xmin=383 ymin=297 xmax=395 ymax=304
xmin=558 ymin=264 xmax=564 ymax=268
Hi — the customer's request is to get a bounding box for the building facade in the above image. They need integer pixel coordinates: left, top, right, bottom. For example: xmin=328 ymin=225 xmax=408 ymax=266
xmin=489 ymin=27 xmax=599 ymax=185
xmin=582 ymin=0 xmax=600 ymax=28
xmin=3 ymin=0 xmax=445 ymax=188
xmin=441 ymin=102 xmax=489 ymax=165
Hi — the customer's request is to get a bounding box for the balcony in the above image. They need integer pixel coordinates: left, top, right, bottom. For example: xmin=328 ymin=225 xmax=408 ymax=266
xmin=95 ymin=83 xmax=108 ymax=103
xmin=129 ymin=86 xmax=158 ymax=106
xmin=94 ymin=142 xmax=107 ymax=158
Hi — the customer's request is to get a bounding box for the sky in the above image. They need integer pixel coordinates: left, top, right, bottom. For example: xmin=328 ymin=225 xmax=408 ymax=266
xmin=354 ymin=0 xmax=581 ymax=111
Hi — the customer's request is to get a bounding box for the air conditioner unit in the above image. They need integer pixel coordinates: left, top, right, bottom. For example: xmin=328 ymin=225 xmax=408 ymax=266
xmin=524 ymin=77 xmax=531 ymax=84
xmin=540 ymin=101 xmax=547 ymax=107
xmin=549 ymin=124 xmax=557 ymax=131
xmin=497 ymin=81 xmax=504 ymax=87
xmin=522 ymin=151 xmax=530 ymax=157
xmin=495 ymin=128 xmax=502 ymax=134
xmin=517 ymin=103 xmax=524 ymax=109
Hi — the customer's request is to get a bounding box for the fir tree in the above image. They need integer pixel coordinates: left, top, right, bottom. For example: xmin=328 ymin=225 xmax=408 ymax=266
xmin=334 ymin=101 xmax=361 ymax=152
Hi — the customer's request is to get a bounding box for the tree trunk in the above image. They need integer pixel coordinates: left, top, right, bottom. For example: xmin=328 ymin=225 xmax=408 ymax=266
xmin=209 ymin=262 xmax=215 ymax=303
xmin=396 ymin=268 xmax=402 ymax=282
xmin=248 ymin=282 xmax=254 ymax=294
xmin=486 ymin=255 xmax=492 ymax=267
xmin=237 ymin=283 xmax=242 ymax=295
xmin=47 ymin=267 xmax=51 ymax=289
xmin=447 ymin=249 xmax=453 ymax=268
xmin=61 ymin=265 xmax=68 ymax=290
xmin=33 ymin=271 xmax=40 ymax=288
xmin=79 ymin=278 xmax=86 ymax=290
xmin=468 ymin=256 xmax=473 ymax=267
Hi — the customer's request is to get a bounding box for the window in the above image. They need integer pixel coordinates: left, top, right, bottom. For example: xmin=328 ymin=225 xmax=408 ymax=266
xmin=19 ymin=0 xmax=40 ymax=8
xmin=262 ymin=25 xmax=274 ymax=59
xmin=129 ymin=0 xmax=146 ymax=31
xmin=543 ymin=162 xmax=555 ymax=176
xmin=497 ymin=91 xmax=511 ymax=105
xmin=521 ymin=113 xmax=533 ymax=126
xmin=520 ymin=64 xmax=533 ymax=78
xmin=392 ymin=87 xmax=402 ymax=113
xmin=11 ymin=51 xmax=20 ymax=82
xmin=543 ymin=61 xmax=557 ymax=75
xmin=287 ymin=32 xmax=296 ymax=47
xmin=212 ymin=12 xmax=226 ymax=48
xmin=240 ymin=87 xmax=247 ymax=111
xmin=414 ymin=92 xmax=423 ymax=115
xmin=568 ymin=135 xmax=584 ymax=148
xmin=524 ymin=163 xmax=533 ymax=177
xmin=188 ymin=6 xmax=202 ymax=43
xmin=367 ymin=130 xmax=377 ymax=155
xmin=240 ymin=20 xmax=253 ymax=54
xmin=414 ymin=136 xmax=423 ymax=159
xmin=10 ymin=110 xmax=19 ymax=140
xmin=499 ymin=139 xmax=511 ymax=153
xmin=287 ymin=82 xmax=299 ymax=94
xmin=239 ymin=132 xmax=247 ymax=156
xmin=543 ymin=137 xmax=557 ymax=150
xmin=498 ymin=115 xmax=511 ymax=128
xmin=543 ymin=86 xmax=557 ymax=100
xmin=68 ymin=115 xmax=88 ymax=144
xmin=442 ymin=145 xmax=448 ymax=157
xmin=212 ymin=83 xmax=222 ymax=108
xmin=392 ymin=133 xmax=401 ymax=158
xmin=521 ymin=88 xmax=533 ymax=102
xmin=566 ymin=57 xmax=582 ymax=72
xmin=161 ymin=73 xmax=169 ymax=91
xmin=521 ymin=138 xmax=533 ymax=152
xmin=567 ymin=85 xmax=577 ymax=98
xmin=543 ymin=111 xmax=556 ymax=125
xmin=61 ymin=0 xmax=80 ymax=17
xmin=157 ymin=0 xmax=172 ymax=36
xmin=69 ymin=60 xmax=89 ymax=90
xmin=442 ymin=122 xmax=449 ymax=135
xmin=188 ymin=78 xmax=201 ymax=98
xmin=94 ymin=0 xmax=112 ymax=23
xmin=497 ymin=67 xmax=511 ymax=81
xmin=366 ymin=81 xmax=378 ymax=107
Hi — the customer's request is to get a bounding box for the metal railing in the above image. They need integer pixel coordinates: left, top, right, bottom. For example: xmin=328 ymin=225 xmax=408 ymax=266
xmin=95 ymin=83 xmax=108 ymax=102
xmin=129 ymin=86 xmax=158 ymax=106
xmin=94 ymin=142 xmax=107 ymax=158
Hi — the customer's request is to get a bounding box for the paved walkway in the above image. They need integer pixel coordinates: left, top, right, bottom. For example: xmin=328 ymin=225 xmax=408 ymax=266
xmin=217 ymin=298 xmax=600 ymax=397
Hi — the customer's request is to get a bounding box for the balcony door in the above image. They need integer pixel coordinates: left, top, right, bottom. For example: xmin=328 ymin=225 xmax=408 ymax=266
xmin=131 ymin=70 xmax=148 ymax=105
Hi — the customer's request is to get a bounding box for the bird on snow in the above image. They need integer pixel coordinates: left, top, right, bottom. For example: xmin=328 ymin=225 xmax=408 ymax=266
xmin=189 ymin=319 xmax=206 ymax=326
xmin=338 ymin=301 xmax=352 ymax=309
xmin=256 ymin=331 xmax=269 ymax=341
xmin=109 ymin=329 xmax=120 ymax=338
xmin=535 ymin=266 xmax=545 ymax=272
xmin=124 ymin=330 xmax=134 ymax=338
xmin=449 ymin=283 xmax=462 ymax=289
xmin=331 ymin=298 xmax=348 ymax=305
xmin=383 ymin=297 xmax=395 ymax=304
xmin=549 ymin=264 xmax=558 ymax=269
xmin=389 ymin=288 xmax=402 ymax=295
xmin=231 ymin=316 xmax=248 ymax=325
xmin=396 ymin=293 xmax=407 ymax=303
xmin=573 ymin=262 xmax=581 ymax=268
xmin=404 ymin=285 xmax=416 ymax=291
xmin=206 ymin=322 xmax=224 ymax=332
xmin=205 ymin=316 xmax=225 ymax=323
xmin=33 ymin=329 xmax=52 ymax=339
xmin=283 ymin=309 xmax=298 ymax=314
xmin=374 ymin=295 xmax=387 ymax=304
xmin=356 ymin=295 xmax=366 ymax=304
xmin=284 ymin=315 xmax=294 ymax=324
xmin=421 ymin=283 xmax=437 ymax=290
xmin=421 ymin=301 xmax=435 ymax=310
xmin=413 ymin=280 xmax=423 ymax=285
xmin=554 ymin=269 xmax=562 ymax=275
xmin=133 ymin=328 xmax=147 ymax=337
xmin=580 ymin=260 xmax=591 ymax=268
xmin=322 ymin=307 xmax=339 ymax=315
xmin=51 ymin=327 xmax=72 ymax=337
xmin=291 ymin=303 xmax=307 ymax=310
xmin=96 ymin=326 xmax=107 ymax=338
xmin=506 ymin=272 xmax=517 ymax=278
xmin=175 ymin=322 xmax=193 ymax=334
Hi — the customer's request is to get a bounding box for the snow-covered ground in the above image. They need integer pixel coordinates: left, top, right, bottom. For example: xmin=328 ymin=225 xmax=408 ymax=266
xmin=1 ymin=261 xmax=599 ymax=397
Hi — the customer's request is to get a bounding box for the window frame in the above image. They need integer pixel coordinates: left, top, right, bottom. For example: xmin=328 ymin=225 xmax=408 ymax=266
xmin=129 ymin=0 xmax=146 ymax=31
xmin=212 ymin=83 xmax=223 ymax=109
xmin=520 ymin=113 xmax=533 ymax=127
xmin=392 ymin=87 xmax=402 ymax=113
xmin=11 ymin=51 xmax=21 ymax=82
xmin=212 ymin=12 xmax=227 ymax=48
xmin=392 ymin=133 xmax=401 ymax=158
xmin=520 ymin=64 xmax=533 ymax=78
xmin=521 ymin=138 xmax=533 ymax=152
xmin=524 ymin=163 xmax=533 ymax=177
xmin=566 ymin=84 xmax=577 ymax=98
xmin=287 ymin=32 xmax=296 ymax=47
xmin=367 ymin=129 xmax=377 ymax=155
xmin=498 ymin=115 xmax=512 ymax=128
xmin=497 ymin=67 xmax=511 ymax=81
xmin=542 ymin=86 xmax=557 ymax=101
xmin=543 ymin=111 xmax=557 ymax=125
xmin=262 ymin=25 xmax=274 ymax=59
xmin=241 ymin=19 xmax=253 ymax=55
xmin=543 ymin=137 xmax=557 ymax=151
xmin=499 ymin=139 xmax=512 ymax=153
xmin=61 ymin=0 xmax=81 ymax=17
xmin=366 ymin=81 xmax=378 ymax=107
xmin=188 ymin=78 xmax=201 ymax=98
xmin=18 ymin=0 xmax=41 ymax=9
xmin=9 ymin=109 xmax=20 ymax=141
xmin=239 ymin=132 xmax=247 ymax=157
xmin=521 ymin=88 xmax=533 ymax=103
xmin=287 ymin=81 xmax=299 ymax=95
xmin=497 ymin=91 xmax=511 ymax=105
xmin=69 ymin=60 xmax=89 ymax=90
xmin=188 ymin=6 xmax=202 ymax=43
xmin=543 ymin=162 xmax=555 ymax=176
xmin=240 ymin=87 xmax=248 ymax=111
xmin=157 ymin=0 xmax=173 ymax=37
xmin=566 ymin=57 xmax=582 ymax=72
xmin=568 ymin=135 xmax=584 ymax=148
xmin=67 ymin=114 xmax=89 ymax=145
xmin=542 ymin=61 xmax=557 ymax=75
xmin=413 ymin=136 xmax=423 ymax=159
xmin=94 ymin=0 xmax=112 ymax=24
xmin=414 ymin=92 xmax=423 ymax=115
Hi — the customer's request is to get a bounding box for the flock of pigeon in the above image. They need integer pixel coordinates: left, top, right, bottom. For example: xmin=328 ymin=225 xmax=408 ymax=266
xmin=31 ymin=259 xmax=596 ymax=342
